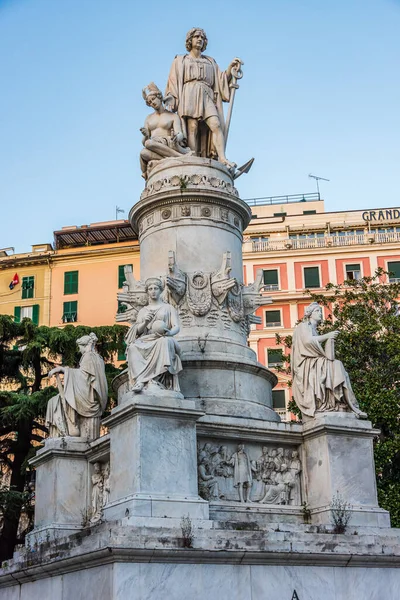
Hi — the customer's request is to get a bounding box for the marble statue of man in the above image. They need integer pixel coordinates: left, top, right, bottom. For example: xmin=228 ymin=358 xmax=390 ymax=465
xmin=291 ymin=302 xmax=367 ymax=419
xmin=126 ymin=277 xmax=182 ymax=393
xmin=164 ymin=27 xmax=241 ymax=168
xmin=46 ymin=332 xmax=108 ymax=440
xmin=228 ymin=443 xmax=253 ymax=503
xmin=140 ymin=82 xmax=192 ymax=179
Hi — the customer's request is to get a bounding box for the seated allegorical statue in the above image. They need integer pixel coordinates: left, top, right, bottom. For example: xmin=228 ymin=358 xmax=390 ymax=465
xmin=126 ymin=277 xmax=183 ymax=393
xmin=291 ymin=302 xmax=367 ymax=419
xmin=140 ymin=82 xmax=192 ymax=180
xmin=46 ymin=332 xmax=108 ymax=441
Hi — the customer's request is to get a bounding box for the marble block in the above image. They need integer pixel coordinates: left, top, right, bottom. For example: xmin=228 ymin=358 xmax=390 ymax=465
xmin=28 ymin=438 xmax=89 ymax=533
xmin=302 ymin=413 xmax=390 ymax=527
xmin=102 ymin=393 xmax=209 ymax=521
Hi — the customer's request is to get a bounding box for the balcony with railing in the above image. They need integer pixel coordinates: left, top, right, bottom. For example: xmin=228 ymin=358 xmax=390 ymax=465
xmin=251 ymin=231 xmax=400 ymax=253
xmin=245 ymin=192 xmax=321 ymax=206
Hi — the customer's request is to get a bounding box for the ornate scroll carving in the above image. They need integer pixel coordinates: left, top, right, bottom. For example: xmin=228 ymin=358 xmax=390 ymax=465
xmin=165 ymin=251 xmax=272 ymax=332
xmin=140 ymin=173 xmax=239 ymax=200
xmin=116 ymin=253 xmax=272 ymax=342
xmin=197 ymin=441 xmax=302 ymax=505
xmin=186 ymin=272 xmax=212 ymax=316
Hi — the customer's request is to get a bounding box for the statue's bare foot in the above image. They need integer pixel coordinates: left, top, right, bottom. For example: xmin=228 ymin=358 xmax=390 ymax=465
xmin=132 ymin=382 xmax=144 ymax=393
xmin=220 ymin=158 xmax=237 ymax=170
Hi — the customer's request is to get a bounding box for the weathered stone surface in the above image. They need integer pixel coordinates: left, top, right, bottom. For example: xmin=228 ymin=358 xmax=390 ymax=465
xmin=2 ymin=522 xmax=400 ymax=598
xmin=302 ymin=413 xmax=390 ymax=527
xmin=102 ymin=394 xmax=208 ymax=521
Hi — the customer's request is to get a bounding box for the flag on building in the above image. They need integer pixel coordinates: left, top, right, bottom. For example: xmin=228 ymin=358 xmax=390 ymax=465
xmin=9 ymin=273 xmax=19 ymax=290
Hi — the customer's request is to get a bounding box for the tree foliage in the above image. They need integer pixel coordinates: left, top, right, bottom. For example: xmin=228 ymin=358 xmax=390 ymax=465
xmin=0 ymin=315 xmax=127 ymax=560
xmin=277 ymin=269 xmax=400 ymax=526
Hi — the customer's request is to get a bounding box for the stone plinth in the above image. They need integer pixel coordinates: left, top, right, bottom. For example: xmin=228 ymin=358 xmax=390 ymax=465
xmin=102 ymin=393 xmax=209 ymax=521
xmin=302 ymin=413 xmax=390 ymax=527
xmin=27 ymin=438 xmax=90 ymax=544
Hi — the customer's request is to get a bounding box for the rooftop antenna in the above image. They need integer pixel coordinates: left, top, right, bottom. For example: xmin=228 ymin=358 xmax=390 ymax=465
xmin=308 ymin=173 xmax=330 ymax=196
xmin=116 ymin=206 xmax=125 ymax=220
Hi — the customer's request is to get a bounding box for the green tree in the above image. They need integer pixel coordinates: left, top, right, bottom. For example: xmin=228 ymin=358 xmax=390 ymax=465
xmin=277 ymin=270 xmax=400 ymax=526
xmin=0 ymin=315 xmax=127 ymax=561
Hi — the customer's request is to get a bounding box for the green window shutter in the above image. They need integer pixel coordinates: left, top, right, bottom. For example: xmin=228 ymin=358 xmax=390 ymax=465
xmin=268 ymin=349 xmax=283 ymax=366
xmin=32 ymin=304 xmax=39 ymax=325
xmin=345 ymin=263 xmax=361 ymax=280
xmin=14 ymin=306 xmax=21 ymax=323
xmin=272 ymin=390 xmax=286 ymax=409
xmin=118 ymin=341 xmax=127 ymax=361
xmin=22 ymin=276 xmax=35 ymax=299
xmin=387 ymin=262 xmax=400 ymax=281
xmin=118 ymin=264 xmax=132 ymax=288
xmin=346 ymin=264 xmax=360 ymax=272
xmin=117 ymin=301 xmax=127 ymax=314
xmin=304 ymin=266 xmax=320 ymax=288
xmin=263 ymin=270 xmax=278 ymax=286
xmin=265 ymin=310 xmax=281 ymax=326
xmin=64 ymin=271 xmax=79 ymax=294
xmin=62 ymin=300 xmax=78 ymax=322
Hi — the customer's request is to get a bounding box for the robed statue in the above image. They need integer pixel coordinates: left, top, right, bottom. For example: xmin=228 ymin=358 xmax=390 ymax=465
xmin=291 ymin=302 xmax=367 ymax=419
xmin=164 ymin=28 xmax=242 ymax=169
xmin=46 ymin=333 xmax=108 ymax=440
xmin=126 ymin=277 xmax=183 ymax=393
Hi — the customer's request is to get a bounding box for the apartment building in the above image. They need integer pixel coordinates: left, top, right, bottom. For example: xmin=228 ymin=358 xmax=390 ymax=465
xmin=243 ymin=193 xmax=400 ymax=418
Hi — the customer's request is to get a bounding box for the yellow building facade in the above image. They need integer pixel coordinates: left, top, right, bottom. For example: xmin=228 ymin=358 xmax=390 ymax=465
xmin=2 ymin=194 xmax=400 ymax=419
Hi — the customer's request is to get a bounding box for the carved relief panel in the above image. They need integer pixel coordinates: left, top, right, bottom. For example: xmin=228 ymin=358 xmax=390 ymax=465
xmin=197 ymin=440 xmax=302 ymax=506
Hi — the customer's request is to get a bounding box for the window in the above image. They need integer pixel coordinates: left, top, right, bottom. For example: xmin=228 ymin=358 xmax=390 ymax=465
xmin=22 ymin=276 xmax=34 ymax=299
xmin=117 ymin=300 xmax=127 ymax=314
xmin=345 ymin=263 xmax=361 ymax=281
xmin=303 ymin=210 xmax=316 ymax=215
xmin=265 ymin=310 xmax=282 ymax=328
xmin=118 ymin=264 xmax=132 ymax=288
xmin=387 ymin=261 xmax=400 ymax=283
xmin=268 ymin=348 xmax=283 ymax=367
xmin=263 ymin=269 xmax=279 ymax=291
xmin=272 ymin=390 xmax=286 ymax=409
xmin=14 ymin=305 xmax=39 ymax=325
xmin=62 ymin=301 xmax=78 ymax=323
xmin=64 ymin=271 xmax=78 ymax=295
xmin=304 ymin=266 xmax=320 ymax=288
xmin=118 ymin=342 xmax=127 ymax=362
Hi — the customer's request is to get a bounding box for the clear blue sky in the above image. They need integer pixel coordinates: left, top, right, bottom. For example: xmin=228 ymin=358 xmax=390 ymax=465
xmin=1 ymin=0 xmax=399 ymax=252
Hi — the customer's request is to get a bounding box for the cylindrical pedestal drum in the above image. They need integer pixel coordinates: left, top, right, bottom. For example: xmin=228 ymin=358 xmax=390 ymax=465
xmin=129 ymin=156 xmax=279 ymax=422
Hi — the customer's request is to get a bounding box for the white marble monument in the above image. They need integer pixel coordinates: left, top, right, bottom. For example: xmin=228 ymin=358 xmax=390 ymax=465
xmin=1 ymin=27 xmax=399 ymax=600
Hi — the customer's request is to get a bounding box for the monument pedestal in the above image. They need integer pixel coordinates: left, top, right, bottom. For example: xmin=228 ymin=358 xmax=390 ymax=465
xmin=303 ymin=412 xmax=390 ymax=527
xmin=27 ymin=438 xmax=90 ymax=545
xmin=102 ymin=393 xmax=209 ymax=522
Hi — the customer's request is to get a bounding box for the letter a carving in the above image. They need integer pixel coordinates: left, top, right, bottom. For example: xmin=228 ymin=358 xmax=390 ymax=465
xmin=291 ymin=591 xmax=300 ymax=600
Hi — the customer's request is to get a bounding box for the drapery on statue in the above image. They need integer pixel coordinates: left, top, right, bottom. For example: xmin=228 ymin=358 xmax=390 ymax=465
xmin=164 ymin=27 xmax=242 ymax=169
xmin=126 ymin=277 xmax=183 ymax=393
xmin=140 ymin=82 xmax=193 ymax=180
xmin=46 ymin=333 xmax=108 ymax=440
xmin=291 ymin=302 xmax=367 ymax=419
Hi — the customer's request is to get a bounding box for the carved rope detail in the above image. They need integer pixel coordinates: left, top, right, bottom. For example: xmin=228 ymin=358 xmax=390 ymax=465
xmin=141 ymin=173 xmax=239 ymax=199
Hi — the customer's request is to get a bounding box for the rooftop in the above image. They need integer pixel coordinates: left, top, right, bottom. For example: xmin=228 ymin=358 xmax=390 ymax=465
xmin=54 ymin=220 xmax=137 ymax=249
